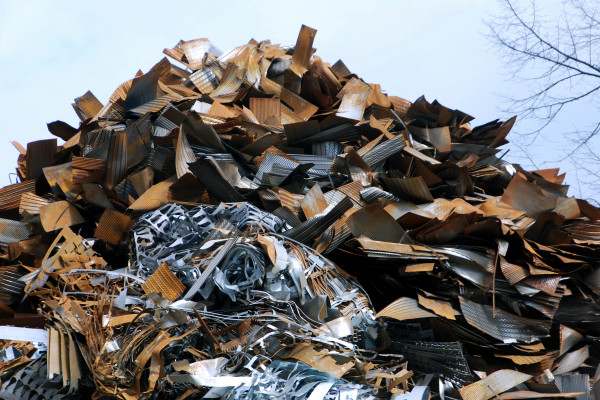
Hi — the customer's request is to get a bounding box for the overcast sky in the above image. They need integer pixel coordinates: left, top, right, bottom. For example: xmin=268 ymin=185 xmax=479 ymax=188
xmin=0 ymin=0 xmax=595 ymax=200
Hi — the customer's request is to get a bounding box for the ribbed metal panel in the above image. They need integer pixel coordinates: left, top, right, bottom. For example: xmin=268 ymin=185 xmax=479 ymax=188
xmin=0 ymin=180 xmax=36 ymax=211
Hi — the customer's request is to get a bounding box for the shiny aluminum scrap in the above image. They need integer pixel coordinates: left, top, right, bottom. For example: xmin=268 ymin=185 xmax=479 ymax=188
xmin=0 ymin=22 xmax=597 ymax=400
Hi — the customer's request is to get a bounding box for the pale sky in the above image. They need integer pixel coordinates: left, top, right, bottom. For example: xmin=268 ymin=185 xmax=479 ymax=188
xmin=0 ymin=0 xmax=596 ymax=200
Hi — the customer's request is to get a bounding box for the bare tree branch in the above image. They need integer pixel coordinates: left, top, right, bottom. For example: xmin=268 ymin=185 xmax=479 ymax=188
xmin=487 ymin=0 xmax=600 ymax=201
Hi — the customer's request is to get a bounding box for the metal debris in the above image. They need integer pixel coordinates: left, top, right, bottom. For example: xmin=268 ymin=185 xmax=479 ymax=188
xmin=0 ymin=24 xmax=597 ymax=400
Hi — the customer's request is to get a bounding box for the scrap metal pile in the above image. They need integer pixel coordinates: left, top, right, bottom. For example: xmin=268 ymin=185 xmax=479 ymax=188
xmin=0 ymin=25 xmax=598 ymax=400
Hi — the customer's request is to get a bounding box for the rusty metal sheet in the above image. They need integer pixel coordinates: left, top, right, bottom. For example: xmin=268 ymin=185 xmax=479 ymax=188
xmin=408 ymin=125 xmax=451 ymax=153
xmin=0 ymin=180 xmax=36 ymax=211
xmin=501 ymin=173 xmax=559 ymax=218
xmin=0 ymin=219 xmax=30 ymax=247
xmin=72 ymin=156 xmax=106 ymax=184
xmin=345 ymin=203 xmax=407 ymax=243
xmin=94 ymin=209 xmax=134 ymax=245
xmin=300 ymin=184 xmax=328 ymax=219
xmin=39 ymin=201 xmax=85 ymax=232
xmin=288 ymin=25 xmax=316 ymax=79
xmin=249 ymin=98 xmax=281 ymax=126
xmin=417 ymin=294 xmax=457 ymax=320
xmin=19 ymin=193 xmax=50 ymax=216
xmin=375 ymin=297 xmax=436 ymax=320
xmin=142 ymin=262 xmax=185 ymax=302
xmin=459 ymin=369 xmax=531 ymax=400
xmin=559 ymin=325 xmax=584 ymax=356
xmin=72 ymin=90 xmax=103 ymax=121
xmin=25 ymin=139 xmax=57 ymax=180
xmin=175 ymin=128 xmax=196 ymax=178
xmin=128 ymin=176 xmax=176 ymax=212
xmin=261 ymin=77 xmax=318 ymax=120
xmin=336 ymin=91 xmax=369 ymax=122
xmin=383 ymin=176 xmax=434 ymax=204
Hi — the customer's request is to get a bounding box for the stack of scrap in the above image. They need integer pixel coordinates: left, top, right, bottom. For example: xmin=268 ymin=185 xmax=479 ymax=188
xmin=0 ymin=24 xmax=597 ymax=400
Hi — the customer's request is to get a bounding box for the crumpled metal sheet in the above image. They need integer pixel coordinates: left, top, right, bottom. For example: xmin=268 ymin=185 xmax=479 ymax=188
xmin=225 ymin=361 xmax=375 ymax=400
xmin=131 ymin=202 xmax=289 ymax=278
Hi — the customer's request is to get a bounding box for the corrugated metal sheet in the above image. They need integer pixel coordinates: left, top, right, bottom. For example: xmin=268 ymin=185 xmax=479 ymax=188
xmin=163 ymin=40 xmax=186 ymax=64
xmin=494 ymin=354 xmax=551 ymax=365
xmin=188 ymin=157 xmax=243 ymax=203
xmin=361 ymin=136 xmax=406 ymax=168
xmin=283 ymin=196 xmax=352 ymax=244
xmin=553 ymin=346 xmax=590 ymax=375
xmin=360 ymin=187 xmax=399 ymax=204
xmin=272 ymin=206 xmax=302 ymax=228
xmin=521 ymin=275 xmax=561 ymax=295
xmin=330 ymin=59 xmax=351 ymax=79
xmin=375 ymin=297 xmax=436 ymax=320
xmin=208 ymin=102 xmax=236 ymax=119
xmin=417 ymin=294 xmax=457 ymax=320
xmin=25 ymin=139 xmax=57 ymax=180
xmin=280 ymin=105 xmax=304 ymax=125
xmin=240 ymin=134 xmax=284 ymax=157
xmin=142 ymin=262 xmax=185 ymax=302
xmin=408 ymin=126 xmax=451 ymax=152
xmin=209 ymin=63 xmax=245 ymax=102
xmin=72 ymin=90 xmax=103 ymax=121
xmin=458 ymin=369 xmax=531 ymax=400
xmin=19 ymin=193 xmax=50 ymax=215
xmin=249 ymin=98 xmax=281 ymax=126
xmin=383 ymin=176 xmax=434 ymax=204
xmin=345 ymin=204 xmax=407 ymax=243
xmin=104 ymin=132 xmax=127 ymax=190
xmin=128 ymin=176 xmax=176 ymax=212
xmin=288 ymin=154 xmax=333 ymax=178
xmin=175 ymin=129 xmax=196 ymax=178
xmin=312 ymin=141 xmax=343 ymax=157
xmin=125 ymin=113 xmax=153 ymax=169
xmin=0 ymin=180 xmax=36 ymax=211
xmin=284 ymin=120 xmax=320 ymax=145
xmin=94 ymin=209 xmax=134 ymax=245
xmin=501 ymin=173 xmax=558 ymax=218
xmin=295 ymin=123 xmax=361 ymax=145
xmin=336 ymin=91 xmax=369 ymax=121
xmin=128 ymin=93 xmax=182 ymax=115
xmin=278 ymin=189 xmax=304 ymax=218
xmin=72 ymin=156 xmax=106 ymax=184
xmin=261 ymin=77 xmax=318 ymax=120
xmin=389 ymin=96 xmax=412 ymax=118
xmin=289 ymin=25 xmax=316 ymax=77
xmin=254 ymin=152 xmax=300 ymax=185
xmin=43 ymin=162 xmax=81 ymax=201
xmin=0 ymin=219 xmax=30 ymax=247
xmin=459 ymin=296 xmax=551 ymax=342
xmin=300 ymin=185 xmax=328 ymax=219
xmin=39 ymin=201 xmax=85 ymax=232
xmin=499 ymin=257 xmax=529 ymax=285
xmin=180 ymin=38 xmax=221 ymax=70
xmin=108 ymin=79 xmax=133 ymax=103
xmin=560 ymin=325 xmax=584 ymax=356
